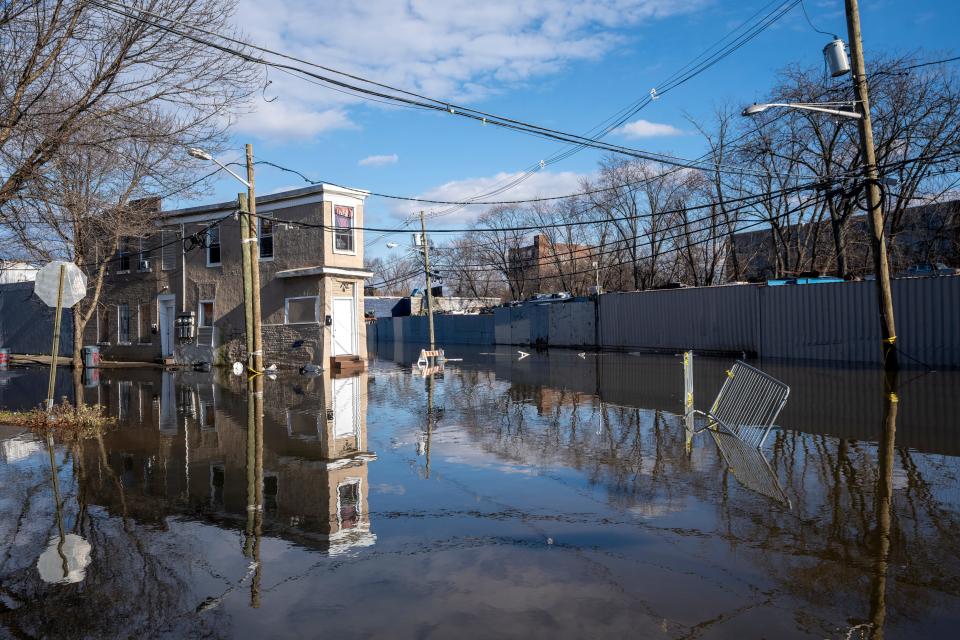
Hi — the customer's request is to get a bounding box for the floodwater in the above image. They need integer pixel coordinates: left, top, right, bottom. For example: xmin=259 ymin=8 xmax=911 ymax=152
xmin=1 ymin=347 xmax=959 ymax=639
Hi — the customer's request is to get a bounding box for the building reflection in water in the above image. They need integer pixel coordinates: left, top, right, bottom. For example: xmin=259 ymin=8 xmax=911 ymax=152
xmin=76 ymin=367 xmax=376 ymax=560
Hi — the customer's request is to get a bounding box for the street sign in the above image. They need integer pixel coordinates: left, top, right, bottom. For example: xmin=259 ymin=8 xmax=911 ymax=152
xmin=34 ymin=261 xmax=86 ymax=308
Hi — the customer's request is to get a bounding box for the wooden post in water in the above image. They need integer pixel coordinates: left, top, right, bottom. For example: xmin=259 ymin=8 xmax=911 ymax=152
xmin=45 ymin=264 xmax=67 ymax=413
xmin=683 ymin=351 xmax=694 ymax=452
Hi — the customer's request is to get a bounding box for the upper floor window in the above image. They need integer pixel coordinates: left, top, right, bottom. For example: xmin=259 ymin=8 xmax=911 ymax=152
xmin=334 ymin=205 xmax=354 ymax=253
xmin=137 ymin=237 xmax=151 ymax=271
xmin=259 ymin=216 xmax=273 ymax=260
xmin=161 ymin=229 xmax=177 ymax=271
xmin=117 ymin=239 xmax=131 ymax=272
xmin=206 ymin=225 xmax=221 ymax=266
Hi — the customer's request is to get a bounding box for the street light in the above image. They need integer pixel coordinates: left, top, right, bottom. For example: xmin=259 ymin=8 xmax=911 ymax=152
xmin=741 ymin=102 xmax=861 ymax=119
xmin=187 ymin=145 xmax=262 ymax=373
xmin=386 ymin=242 xmax=399 ymax=249
xmin=188 ymin=147 xmax=251 ymax=188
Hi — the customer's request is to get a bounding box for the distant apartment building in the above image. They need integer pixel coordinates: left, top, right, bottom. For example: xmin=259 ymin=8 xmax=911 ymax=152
xmin=726 ymin=200 xmax=960 ymax=281
xmin=86 ymin=184 xmax=372 ymax=369
xmin=507 ymin=234 xmax=592 ymax=296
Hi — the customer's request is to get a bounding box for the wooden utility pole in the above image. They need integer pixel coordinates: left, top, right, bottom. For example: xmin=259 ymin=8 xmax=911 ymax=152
xmin=45 ymin=264 xmax=66 ymax=412
xmin=419 ymin=210 xmax=436 ymax=352
xmin=238 ymin=193 xmax=255 ymax=373
xmin=844 ymin=0 xmax=898 ymax=371
xmin=246 ymin=144 xmax=264 ymax=372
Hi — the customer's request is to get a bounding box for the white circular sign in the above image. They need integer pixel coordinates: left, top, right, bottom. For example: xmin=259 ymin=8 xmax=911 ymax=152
xmin=37 ymin=533 xmax=92 ymax=584
xmin=34 ymin=261 xmax=87 ymax=309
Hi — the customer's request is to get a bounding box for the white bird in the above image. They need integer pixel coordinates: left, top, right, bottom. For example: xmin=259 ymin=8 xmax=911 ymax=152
xmin=264 ymin=363 xmax=278 ymax=372
xmin=517 ymin=350 xmax=530 ymax=360
xmin=578 ymin=352 xmax=586 ymax=359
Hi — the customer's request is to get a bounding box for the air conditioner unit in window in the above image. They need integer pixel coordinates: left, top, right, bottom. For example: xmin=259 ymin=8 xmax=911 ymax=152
xmin=138 ymin=259 xmax=151 ymax=271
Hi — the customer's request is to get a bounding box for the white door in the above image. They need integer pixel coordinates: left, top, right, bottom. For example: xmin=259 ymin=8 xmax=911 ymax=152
xmin=332 ymin=297 xmax=356 ymax=356
xmin=158 ymin=297 xmax=175 ymax=357
xmin=333 ymin=375 xmax=359 ymax=440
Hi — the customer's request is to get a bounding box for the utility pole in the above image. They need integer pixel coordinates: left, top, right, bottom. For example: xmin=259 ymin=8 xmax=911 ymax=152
xmin=246 ymin=144 xmax=264 ymax=373
xmin=419 ymin=210 xmax=436 ymax=352
xmin=238 ymin=193 xmax=255 ymax=374
xmin=844 ymin=0 xmax=898 ymax=371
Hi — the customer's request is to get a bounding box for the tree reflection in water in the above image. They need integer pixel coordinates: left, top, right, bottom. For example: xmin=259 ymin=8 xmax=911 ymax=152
xmin=0 ymin=353 xmax=958 ymax=638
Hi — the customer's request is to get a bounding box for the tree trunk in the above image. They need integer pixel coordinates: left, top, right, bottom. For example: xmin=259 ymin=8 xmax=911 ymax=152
xmin=72 ymin=306 xmax=84 ymax=370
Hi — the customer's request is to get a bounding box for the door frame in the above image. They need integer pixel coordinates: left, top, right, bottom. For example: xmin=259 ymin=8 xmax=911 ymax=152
xmin=331 ymin=285 xmax=358 ymax=356
xmin=157 ymin=294 xmax=176 ymax=357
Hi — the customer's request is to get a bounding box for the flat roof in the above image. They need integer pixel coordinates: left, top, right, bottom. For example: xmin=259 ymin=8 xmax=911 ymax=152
xmin=162 ymin=183 xmax=370 ymax=219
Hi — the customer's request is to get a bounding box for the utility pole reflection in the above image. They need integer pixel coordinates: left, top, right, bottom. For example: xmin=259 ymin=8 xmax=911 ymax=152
xmin=868 ymin=370 xmax=898 ymax=639
xmin=243 ymin=373 xmax=264 ymax=609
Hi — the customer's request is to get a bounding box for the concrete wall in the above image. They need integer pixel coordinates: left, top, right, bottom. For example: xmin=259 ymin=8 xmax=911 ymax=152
xmin=0 ymin=283 xmax=73 ymax=357
xmin=375 ymin=276 xmax=960 ymax=367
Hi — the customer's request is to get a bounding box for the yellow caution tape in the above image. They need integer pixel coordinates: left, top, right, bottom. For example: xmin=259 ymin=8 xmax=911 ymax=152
xmin=882 ymin=336 xmax=897 ymax=344
xmin=725 ymin=369 xmax=734 ymax=379
xmin=888 ymin=393 xmax=899 ymax=403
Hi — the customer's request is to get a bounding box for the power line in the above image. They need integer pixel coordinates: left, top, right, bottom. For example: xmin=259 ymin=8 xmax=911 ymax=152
xmin=91 ymin=0 xmax=824 ymax=183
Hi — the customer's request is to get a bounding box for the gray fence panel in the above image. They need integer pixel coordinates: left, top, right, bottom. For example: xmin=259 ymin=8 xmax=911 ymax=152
xmin=599 ymin=285 xmax=759 ymax=353
xmin=494 ymin=307 xmax=512 ymax=344
xmin=893 ymin=276 xmax=960 ymax=369
xmin=549 ymin=301 xmax=595 ymax=347
xmin=0 ymin=282 xmax=74 ymax=357
xmin=759 ymin=280 xmax=877 ymax=364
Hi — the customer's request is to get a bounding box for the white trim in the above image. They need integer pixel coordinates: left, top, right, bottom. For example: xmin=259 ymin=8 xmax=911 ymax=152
xmin=332 ymin=205 xmax=356 ymax=255
xmin=284 ymin=295 xmax=320 ymax=324
xmin=275 ymin=265 xmax=373 ymax=279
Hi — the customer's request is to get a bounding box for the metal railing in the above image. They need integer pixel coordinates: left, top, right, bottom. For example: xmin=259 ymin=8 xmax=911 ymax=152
xmin=693 ymin=360 xmax=790 ymax=449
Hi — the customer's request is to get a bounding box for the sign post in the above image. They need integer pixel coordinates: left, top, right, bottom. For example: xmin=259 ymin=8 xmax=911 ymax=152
xmin=34 ymin=261 xmax=87 ymax=414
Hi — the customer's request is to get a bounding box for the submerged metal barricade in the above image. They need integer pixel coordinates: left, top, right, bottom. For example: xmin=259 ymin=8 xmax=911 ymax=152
xmin=693 ymin=361 xmax=790 ymax=449
xmin=709 ymin=429 xmax=791 ymax=507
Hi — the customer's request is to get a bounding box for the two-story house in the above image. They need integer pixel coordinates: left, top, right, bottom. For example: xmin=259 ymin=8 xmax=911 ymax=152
xmin=85 ymin=184 xmax=372 ymax=369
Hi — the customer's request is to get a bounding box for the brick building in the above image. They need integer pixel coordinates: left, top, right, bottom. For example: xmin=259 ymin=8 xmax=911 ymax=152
xmin=507 ymin=234 xmax=592 ymax=296
xmin=85 ymin=184 xmax=372 ymax=369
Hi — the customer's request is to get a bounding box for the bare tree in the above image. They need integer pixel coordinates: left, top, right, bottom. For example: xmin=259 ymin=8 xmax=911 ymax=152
xmin=1 ymin=0 xmax=259 ymax=367
xmin=365 ymin=254 xmax=421 ymax=296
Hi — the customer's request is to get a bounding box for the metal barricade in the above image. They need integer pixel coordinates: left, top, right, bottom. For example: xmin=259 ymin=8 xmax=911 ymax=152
xmin=694 ymin=361 xmax=790 ymax=449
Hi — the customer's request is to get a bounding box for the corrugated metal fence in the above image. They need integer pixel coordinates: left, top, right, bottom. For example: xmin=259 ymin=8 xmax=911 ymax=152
xmin=372 ymin=276 xmax=960 ymax=367
xmin=0 ymin=282 xmax=74 ymax=357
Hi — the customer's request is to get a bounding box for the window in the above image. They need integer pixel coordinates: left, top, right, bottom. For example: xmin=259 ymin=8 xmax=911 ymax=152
xmin=161 ymin=229 xmax=177 ymax=271
xmin=118 ymin=303 xmax=131 ymax=343
xmin=206 ymin=225 xmax=221 ymax=266
xmin=117 ymin=239 xmax=131 ymax=272
xmin=199 ymin=300 xmax=215 ymax=328
xmin=258 ymin=216 xmax=274 ymax=260
xmin=338 ymin=481 xmax=361 ymax=530
xmin=138 ymin=302 xmax=152 ymax=343
xmin=97 ymin=306 xmax=110 ymax=344
xmin=137 ymin=237 xmax=151 ymax=271
xmin=334 ymin=205 xmax=354 ymax=253
xmin=285 ymin=296 xmax=318 ymax=324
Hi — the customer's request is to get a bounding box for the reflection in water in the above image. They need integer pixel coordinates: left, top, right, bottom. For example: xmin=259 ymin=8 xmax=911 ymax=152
xmin=36 ymin=435 xmax=91 ymax=585
xmin=0 ymin=350 xmax=959 ymax=638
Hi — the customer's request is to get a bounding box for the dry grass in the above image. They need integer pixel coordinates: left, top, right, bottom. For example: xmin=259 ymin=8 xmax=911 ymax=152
xmin=0 ymin=400 xmax=116 ymax=442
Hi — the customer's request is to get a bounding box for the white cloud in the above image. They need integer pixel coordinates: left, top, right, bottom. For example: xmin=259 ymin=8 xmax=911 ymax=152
xmin=233 ymin=100 xmax=355 ymax=140
xmin=615 ymin=118 xmax=683 ymax=138
xmin=359 ymin=153 xmax=399 ymax=167
xmin=390 ymin=169 xmax=591 ymax=224
xmin=235 ymin=1 xmax=706 ymax=136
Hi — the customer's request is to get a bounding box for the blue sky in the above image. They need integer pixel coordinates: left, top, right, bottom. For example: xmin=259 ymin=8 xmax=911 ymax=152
xmin=185 ymin=0 xmax=959 ymax=259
